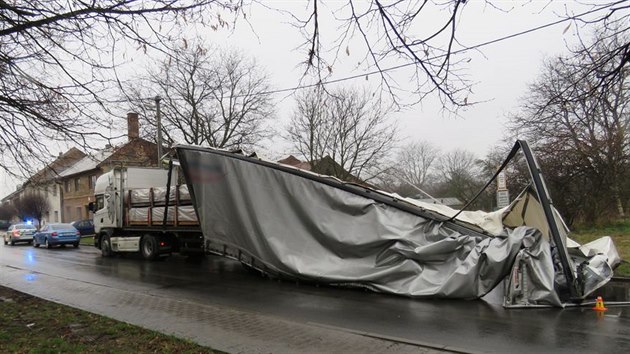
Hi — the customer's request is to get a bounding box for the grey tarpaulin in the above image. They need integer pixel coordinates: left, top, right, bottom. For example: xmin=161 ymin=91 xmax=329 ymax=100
xmin=176 ymin=145 xmax=619 ymax=307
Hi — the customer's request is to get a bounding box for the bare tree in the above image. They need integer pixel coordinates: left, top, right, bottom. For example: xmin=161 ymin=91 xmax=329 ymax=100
xmin=275 ymin=1 xmax=629 ymax=108
xmin=0 ymin=203 xmax=16 ymax=221
xmin=129 ymin=43 xmax=274 ymax=150
xmin=394 ymin=141 xmax=440 ymax=188
xmin=13 ymin=193 xmax=49 ymax=228
xmin=434 ymin=149 xmax=486 ymax=208
xmin=284 ymin=0 xmax=471 ymax=108
xmin=378 ymin=141 xmax=441 ymax=197
xmin=0 ymin=1 xmax=237 ymax=177
xmin=509 ymin=25 xmax=629 ymax=223
xmin=287 ymin=87 xmax=397 ymax=182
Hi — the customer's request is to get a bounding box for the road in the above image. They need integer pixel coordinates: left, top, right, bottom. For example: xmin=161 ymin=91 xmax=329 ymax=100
xmin=1 ymin=241 xmax=629 ymax=353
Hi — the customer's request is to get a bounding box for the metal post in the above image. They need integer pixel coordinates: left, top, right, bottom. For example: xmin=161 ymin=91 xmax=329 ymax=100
xmin=155 ymin=96 xmax=163 ymax=165
xmin=163 ymin=158 xmax=173 ymax=228
xmin=518 ymin=140 xmax=579 ymax=300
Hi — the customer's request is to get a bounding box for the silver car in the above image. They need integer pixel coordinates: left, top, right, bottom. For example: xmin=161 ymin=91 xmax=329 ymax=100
xmin=3 ymin=223 xmax=36 ymax=246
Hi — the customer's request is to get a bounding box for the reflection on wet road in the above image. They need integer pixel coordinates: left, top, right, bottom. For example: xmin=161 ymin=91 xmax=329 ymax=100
xmin=1 ymin=242 xmax=630 ymax=353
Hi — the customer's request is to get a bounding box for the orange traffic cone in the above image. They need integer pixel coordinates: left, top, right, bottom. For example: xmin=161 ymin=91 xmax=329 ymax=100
xmin=593 ymin=296 xmax=608 ymax=311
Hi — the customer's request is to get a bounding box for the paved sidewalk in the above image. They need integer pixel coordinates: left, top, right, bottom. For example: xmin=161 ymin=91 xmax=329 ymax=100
xmin=1 ymin=264 xmax=451 ymax=354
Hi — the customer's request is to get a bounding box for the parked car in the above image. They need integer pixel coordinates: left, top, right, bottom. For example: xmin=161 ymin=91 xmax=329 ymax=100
xmin=71 ymin=219 xmax=95 ymax=236
xmin=33 ymin=223 xmax=80 ymax=249
xmin=3 ymin=223 xmax=36 ymax=246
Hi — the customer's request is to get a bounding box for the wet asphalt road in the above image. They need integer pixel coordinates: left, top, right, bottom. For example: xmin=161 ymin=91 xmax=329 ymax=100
xmin=1 ymin=241 xmax=630 ymax=353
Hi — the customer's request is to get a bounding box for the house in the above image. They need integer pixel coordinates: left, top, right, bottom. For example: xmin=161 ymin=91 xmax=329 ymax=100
xmin=25 ymin=147 xmax=86 ymax=223
xmin=277 ymin=155 xmax=366 ymax=185
xmin=0 ymin=148 xmax=86 ymax=224
xmin=58 ymin=113 xmax=159 ymax=222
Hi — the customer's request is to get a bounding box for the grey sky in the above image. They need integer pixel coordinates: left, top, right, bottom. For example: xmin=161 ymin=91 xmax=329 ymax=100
xmin=200 ymin=1 xmax=598 ymax=157
xmin=0 ymin=1 xmax=605 ymax=198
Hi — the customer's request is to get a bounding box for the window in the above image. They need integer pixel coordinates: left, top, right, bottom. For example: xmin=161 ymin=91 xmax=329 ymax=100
xmin=45 ymin=186 xmax=49 ymax=197
xmin=89 ymin=175 xmax=97 ymax=190
xmin=76 ymin=207 xmax=82 ymax=220
xmin=54 ymin=211 xmax=59 ymax=222
xmin=65 ymin=206 xmax=71 ymax=221
xmin=52 ymin=224 xmax=74 ymax=230
xmin=65 ymin=181 xmax=70 ymax=193
xmin=96 ymin=195 xmax=105 ymax=211
xmin=52 ymin=184 xmax=57 ymax=196
xmin=15 ymin=224 xmax=35 ymax=230
xmin=74 ymin=178 xmax=80 ymax=192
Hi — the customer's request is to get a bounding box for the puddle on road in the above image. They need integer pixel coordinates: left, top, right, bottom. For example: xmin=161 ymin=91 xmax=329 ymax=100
xmin=23 ymin=272 xmax=37 ymax=282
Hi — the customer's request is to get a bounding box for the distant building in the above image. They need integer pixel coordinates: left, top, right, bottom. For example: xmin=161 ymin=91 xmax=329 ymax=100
xmin=1 ymin=148 xmax=86 ymax=224
xmin=1 ymin=113 xmax=162 ymax=224
xmin=277 ymin=155 xmax=366 ymax=185
xmin=58 ymin=113 xmax=159 ymax=222
xmin=26 ymin=148 xmax=86 ymax=223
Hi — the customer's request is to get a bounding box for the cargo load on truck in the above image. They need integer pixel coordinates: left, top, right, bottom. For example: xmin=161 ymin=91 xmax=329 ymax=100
xmin=173 ymin=141 xmax=620 ymax=308
xmin=126 ymin=185 xmax=198 ymax=226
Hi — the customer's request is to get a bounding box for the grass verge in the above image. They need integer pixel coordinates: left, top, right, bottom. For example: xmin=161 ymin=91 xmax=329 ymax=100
xmin=0 ymin=285 xmax=220 ymax=353
xmin=79 ymin=236 xmax=94 ymax=246
xmin=572 ymin=220 xmax=630 ymax=277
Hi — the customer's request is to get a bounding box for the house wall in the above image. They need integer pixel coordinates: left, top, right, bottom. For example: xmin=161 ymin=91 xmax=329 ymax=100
xmin=62 ymin=171 xmax=99 ymax=222
xmin=100 ymin=139 xmax=158 ymax=169
xmin=39 ymin=182 xmax=63 ymax=224
xmin=48 ymin=183 xmax=62 ymax=223
xmin=7 ymin=183 xmax=62 ymax=225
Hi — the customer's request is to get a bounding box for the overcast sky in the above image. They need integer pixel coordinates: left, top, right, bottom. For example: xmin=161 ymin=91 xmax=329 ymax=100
xmin=0 ymin=1 xmax=606 ymax=198
xmin=197 ymin=0 xmax=599 ymax=158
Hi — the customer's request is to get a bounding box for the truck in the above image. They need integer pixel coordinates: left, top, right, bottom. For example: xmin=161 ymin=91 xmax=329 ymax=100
xmin=89 ymin=143 xmax=619 ymax=307
xmin=91 ymin=166 xmax=204 ymax=260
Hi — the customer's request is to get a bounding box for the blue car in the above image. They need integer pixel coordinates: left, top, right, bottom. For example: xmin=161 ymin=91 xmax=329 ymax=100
xmin=71 ymin=219 xmax=95 ymax=236
xmin=33 ymin=223 xmax=81 ymax=249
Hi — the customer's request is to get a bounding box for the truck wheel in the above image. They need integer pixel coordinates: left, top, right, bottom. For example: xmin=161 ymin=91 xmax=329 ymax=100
xmin=140 ymin=234 xmax=159 ymax=261
xmin=101 ymin=234 xmax=113 ymax=257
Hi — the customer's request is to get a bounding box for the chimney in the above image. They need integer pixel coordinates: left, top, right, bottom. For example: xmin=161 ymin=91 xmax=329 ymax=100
xmin=127 ymin=112 xmax=139 ymax=141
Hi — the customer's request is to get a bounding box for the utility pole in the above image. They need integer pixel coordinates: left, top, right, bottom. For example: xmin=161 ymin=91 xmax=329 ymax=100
xmin=155 ymin=96 xmax=163 ymax=165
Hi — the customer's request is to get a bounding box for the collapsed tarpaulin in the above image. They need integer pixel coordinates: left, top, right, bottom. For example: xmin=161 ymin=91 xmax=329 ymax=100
xmin=174 ymin=141 xmax=619 ymax=307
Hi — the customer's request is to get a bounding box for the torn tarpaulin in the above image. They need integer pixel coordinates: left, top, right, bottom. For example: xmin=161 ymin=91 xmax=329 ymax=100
xmin=175 ymin=142 xmax=619 ymax=307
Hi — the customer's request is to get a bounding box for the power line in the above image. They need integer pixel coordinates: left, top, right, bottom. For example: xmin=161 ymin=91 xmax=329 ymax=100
xmin=72 ymin=1 xmax=624 ymax=104
xmin=221 ymin=1 xmax=624 ymax=98
xmin=247 ymin=0 xmax=623 ymax=97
